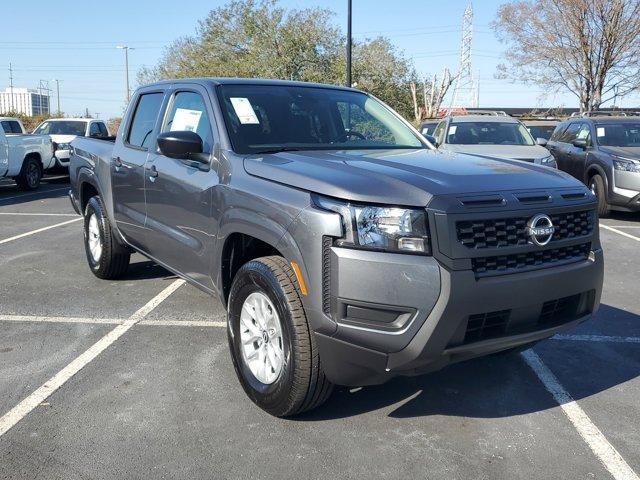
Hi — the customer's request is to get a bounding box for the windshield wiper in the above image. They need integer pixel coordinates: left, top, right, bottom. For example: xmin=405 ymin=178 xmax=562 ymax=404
xmin=253 ymin=147 xmax=303 ymax=154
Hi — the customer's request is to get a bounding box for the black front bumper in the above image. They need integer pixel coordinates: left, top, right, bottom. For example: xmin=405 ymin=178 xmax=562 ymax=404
xmin=316 ymin=248 xmax=603 ymax=387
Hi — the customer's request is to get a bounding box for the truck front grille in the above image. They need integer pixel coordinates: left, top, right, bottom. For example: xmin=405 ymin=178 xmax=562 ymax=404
xmin=472 ymin=242 xmax=591 ymax=277
xmin=456 ymin=209 xmax=594 ymax=249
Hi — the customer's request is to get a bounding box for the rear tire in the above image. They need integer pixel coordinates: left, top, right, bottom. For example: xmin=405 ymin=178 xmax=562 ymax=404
xmin=15 ymin=157 xmax=42 ymax=191
xmin=227 ymin=256 xmax=333 ymax=417
xmin=83 ymin=196 xmax=130 ymax=279
xmin=589 ymin=174 xmax=610 ymax=218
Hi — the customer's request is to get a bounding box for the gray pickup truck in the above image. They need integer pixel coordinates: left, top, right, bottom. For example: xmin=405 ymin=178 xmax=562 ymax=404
xmin=69 ymin=78 xmax=604 ymax=417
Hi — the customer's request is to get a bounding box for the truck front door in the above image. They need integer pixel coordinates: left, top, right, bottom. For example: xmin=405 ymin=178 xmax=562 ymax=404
xmin=111 ymin=90 xmax=165 ymax=249
xmin=144 ymin=87 xmax=219 ymax=290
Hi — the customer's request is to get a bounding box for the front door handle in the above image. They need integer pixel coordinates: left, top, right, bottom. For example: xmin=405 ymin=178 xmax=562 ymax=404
xmin=113 ymin=156 xmax=122 ymax=167
xmin=147 ymin=165 xmax=159 ymax=181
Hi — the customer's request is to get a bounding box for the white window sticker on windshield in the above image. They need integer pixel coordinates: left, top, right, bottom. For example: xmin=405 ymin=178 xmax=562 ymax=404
xmin=448 ymin=125 xmax=458 ymax=135
xmin=230 ymin=97 xmax=260 ymax=124
xmin=597 ymin=127 xmax=606 ymax=137
xmin=170 ymin=108 xmax=202 ymax=132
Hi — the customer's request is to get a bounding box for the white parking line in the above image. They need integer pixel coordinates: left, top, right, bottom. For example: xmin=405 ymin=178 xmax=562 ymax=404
xmin=553 ymin=334 xmax=640 ymax=344
xmin=601 ymin=225 xmax=640 ymax=242
xmin=0 ymin=218 xmax=82 ymax=245
xmin=0 ymin=279 xmax=185 ymax=437
xmin=0 ymin=314 xmax=226 ymax=328
xmin=0 ymin=187 xmax=69 ymax=202
xmin=0 ymin=212 xmax=77 ymax=217
xmin=522 ymin=350 xmax=639 ymax=480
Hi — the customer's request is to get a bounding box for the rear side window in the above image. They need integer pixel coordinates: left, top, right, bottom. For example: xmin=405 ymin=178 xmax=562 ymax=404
xmin=98 ymin=123 xmax=109 ymax=136
xmin=89 ymin=123 xmax=102 ymax=137
xmin=1 ymin=120 xmax=22 ymax=133
xmin=127 ymin=92 xmax=164 ymax=148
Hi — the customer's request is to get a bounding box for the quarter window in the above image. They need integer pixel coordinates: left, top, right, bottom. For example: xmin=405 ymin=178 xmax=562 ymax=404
xmin=162 ymin=91 xmax=213 ymax=154
xmin=127 ymin=92 xmax=164 ymax=148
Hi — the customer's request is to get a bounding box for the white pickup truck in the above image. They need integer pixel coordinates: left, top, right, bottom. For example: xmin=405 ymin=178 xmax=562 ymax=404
xmin=0 ymin=117 xmax=55 ymax=190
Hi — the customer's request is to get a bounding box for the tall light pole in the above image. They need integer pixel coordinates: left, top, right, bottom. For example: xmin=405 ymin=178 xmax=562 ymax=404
xmin=346 ymin=0 xmax=352 ymax=88
xmin=117 ymin=45 xmax=134 ymax=103
xmin=52 ymin=79 xmax=61 ymax=114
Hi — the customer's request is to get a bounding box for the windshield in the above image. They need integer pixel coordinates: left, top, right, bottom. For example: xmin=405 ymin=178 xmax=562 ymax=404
xmin=447 ymin=121 xmax=535 ymax=146
xmin=595 ymin=123 xmax=640 ymax=147
xmin=527 ymin=125 xmax=556 ymax=140
xmin=217 ymin=84 xmax=424 ymax=154
xmin=33 ymin=121 xmax=86 ymax=136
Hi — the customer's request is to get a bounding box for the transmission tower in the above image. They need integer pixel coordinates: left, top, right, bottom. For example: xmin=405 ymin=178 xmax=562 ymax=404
xmin=450 ymin=2 xmax=476 ymax=109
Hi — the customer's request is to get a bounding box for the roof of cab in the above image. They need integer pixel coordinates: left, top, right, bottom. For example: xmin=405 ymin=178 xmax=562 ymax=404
xmin=139 ymin=77 xmax=359 ymax=92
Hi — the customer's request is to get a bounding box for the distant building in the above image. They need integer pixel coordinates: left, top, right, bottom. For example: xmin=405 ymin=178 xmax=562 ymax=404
xmin=0 ymin=87 xmax=50 ymax=116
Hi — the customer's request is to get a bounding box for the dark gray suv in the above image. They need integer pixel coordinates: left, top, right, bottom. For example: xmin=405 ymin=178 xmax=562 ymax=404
xmin=546 ymin=117 xmax=640 ymax=216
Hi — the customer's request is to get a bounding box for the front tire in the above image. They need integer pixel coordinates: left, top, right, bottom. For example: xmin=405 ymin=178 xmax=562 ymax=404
xmin=83 ymin=196 xmax=130 ymax=279
xmin=15 ymin=157 xmax=42 ymax=190
xmin=589 ymin=174 xmax=610 ymax=218
xmin=227 ymin=256 xmax=333 ymax=417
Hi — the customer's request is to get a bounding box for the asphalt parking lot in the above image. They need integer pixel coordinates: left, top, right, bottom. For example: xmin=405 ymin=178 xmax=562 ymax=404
xmin=0 ymin=176 xmax=639 ymax=480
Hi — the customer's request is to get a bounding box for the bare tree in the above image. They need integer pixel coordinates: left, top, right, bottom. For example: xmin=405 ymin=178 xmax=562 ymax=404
xmin=410 ymin=68 xmax=455 ymax=124
xmin=493 ymin=0 xmax=640 ymax=111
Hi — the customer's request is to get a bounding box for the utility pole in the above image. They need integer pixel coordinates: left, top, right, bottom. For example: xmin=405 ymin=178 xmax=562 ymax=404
xmin=53 ymin=79 xmax=61 ymax=114
xmin=9 ymin=63 xmax=14 ymax=112
xmin=346 ymin=0 xmax=352 ymax=88
xmin=117 ymin=45 xmax=134 ymax=103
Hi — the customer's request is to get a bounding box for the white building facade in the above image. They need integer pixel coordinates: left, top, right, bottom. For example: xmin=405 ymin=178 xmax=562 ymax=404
xmin=0 ymin=88 xmax=50 ymax=116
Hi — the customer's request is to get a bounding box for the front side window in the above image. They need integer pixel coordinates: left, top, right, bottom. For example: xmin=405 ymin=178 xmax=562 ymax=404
xmin=217 ymin=84 xmax=424 ymax=154
xmin=549 ymin=124 xmax=568 ymax=141
xmin=558 ymin=123 xmax=581 ymax=143
xmin=595 ymin=123 xmax=640 ymax=147
xmin=446 ymin=121 xmax=535 ymax=146
xmin=127 ymin=92 xmax=164 ymax=148
xmin=34 ymin=121 xmax=86 ymax=136
xmin=162 ymin=91 xmax=213 ymax=154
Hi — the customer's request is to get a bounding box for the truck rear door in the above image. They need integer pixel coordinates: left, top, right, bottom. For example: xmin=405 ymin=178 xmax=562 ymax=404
xmin=143 ymin=85 xmax=219 ymax=290
xmin=111 ymin=89 xmax=165 ymax=250
xmin=0 ymin=127 xmax=7 ymax=176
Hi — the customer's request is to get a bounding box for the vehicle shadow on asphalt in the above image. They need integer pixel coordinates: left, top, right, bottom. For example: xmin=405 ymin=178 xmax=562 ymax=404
xmin=122 ymin=259 xmax=178 ymax=281
xmin=299 ymin=304 xmax=640 ymax=421
xmin=0 ymin=176 xmax=70 ymax=205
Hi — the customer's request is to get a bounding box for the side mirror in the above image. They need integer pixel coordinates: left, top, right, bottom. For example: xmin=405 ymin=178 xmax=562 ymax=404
xmin=424 ymin=134 xmax=438 ymax=147
xmin=536 ymin=137 xmax=548 ymax=146
xmin=157 ymin=131 xmax=205 ymax=161
xmin=572 ymin=138 xmax=588 ymax=149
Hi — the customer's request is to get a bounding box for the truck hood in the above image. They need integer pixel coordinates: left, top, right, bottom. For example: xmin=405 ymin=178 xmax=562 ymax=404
xmin=599 ymin=146 xmax=640 ymax=159
xmin=243 ymin=148 xmax=580 ymax=206
xmin=442 ymin=144 xmax=550 ymax=162
xmin=49 ymin=134 xmax=78 ymax=144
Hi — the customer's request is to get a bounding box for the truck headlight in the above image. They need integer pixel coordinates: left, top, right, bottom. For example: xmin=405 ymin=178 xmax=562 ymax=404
xmin=314 ymin=195 xmax=431 ymax=255
xmin=612 ymin=156 xmax=640 ymax=173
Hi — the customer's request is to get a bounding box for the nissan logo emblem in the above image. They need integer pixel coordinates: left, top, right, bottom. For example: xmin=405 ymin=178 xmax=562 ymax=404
xmin=526 ymin=214 xmax=555 ymax=246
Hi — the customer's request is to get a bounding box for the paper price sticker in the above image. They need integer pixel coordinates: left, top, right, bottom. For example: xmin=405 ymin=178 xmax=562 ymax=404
xmin=230 ymin=97 xmax=260 ymax=124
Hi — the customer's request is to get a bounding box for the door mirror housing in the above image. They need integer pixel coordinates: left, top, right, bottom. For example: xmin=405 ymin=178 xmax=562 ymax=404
xmin=572 ymin=138 xmax=588 ymax=149
xmin=424 ymin=134 xmax=438 ymax=147
xmin=536 ymin=137 xmax=548 ymax=146
xmin=157 ymin=131 xmax=205 ymax=161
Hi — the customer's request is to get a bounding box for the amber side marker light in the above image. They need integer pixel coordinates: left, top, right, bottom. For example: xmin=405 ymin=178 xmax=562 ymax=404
xmin=290 ymin=261 xmax=308 ymax=296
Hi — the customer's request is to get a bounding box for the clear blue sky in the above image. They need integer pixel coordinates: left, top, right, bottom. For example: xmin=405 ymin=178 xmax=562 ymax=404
xmin=2 ymin=0 xmax=637 ymax=119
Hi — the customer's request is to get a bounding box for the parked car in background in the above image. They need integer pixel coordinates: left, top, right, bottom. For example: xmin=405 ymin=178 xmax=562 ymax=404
xmin=546 ymin=116 xmax=640 ymax=216
xmin=0 ymin=119 xmax=54 ymax=190
xmin=430 ymin=115 xmax=557 ymax=167
xmin=0 ymin=117 xmax=28 ymax=134
xmin=524 ymin=119 xmax=559 ymax=142
xmin=33 ymin=118 xmax=110 ymax=169
xmin=419 ymin=119 xmax=440 ymax=137
xmin=69 ymin=78 xmax=602 ymax=416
